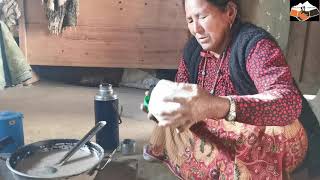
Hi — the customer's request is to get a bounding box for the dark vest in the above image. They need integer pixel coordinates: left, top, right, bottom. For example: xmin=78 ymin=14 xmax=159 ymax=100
xmin=183 ymin=22 xmax=320 ymax=177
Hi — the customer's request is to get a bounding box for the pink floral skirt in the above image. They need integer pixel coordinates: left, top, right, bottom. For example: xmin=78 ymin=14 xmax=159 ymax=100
xmin=147 ymin=119 xmax=308 ymax=180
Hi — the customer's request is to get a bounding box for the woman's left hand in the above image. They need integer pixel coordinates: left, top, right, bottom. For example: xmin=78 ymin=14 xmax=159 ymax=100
xmin=158 ymin=83 xmax=210 ymax=130
xmin=148 ymin=80 xmax=230 ymax=133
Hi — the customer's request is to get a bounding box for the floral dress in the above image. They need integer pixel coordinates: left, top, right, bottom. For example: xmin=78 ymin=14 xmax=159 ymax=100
xmin=146 ymin=39 xmax=308 ymax=180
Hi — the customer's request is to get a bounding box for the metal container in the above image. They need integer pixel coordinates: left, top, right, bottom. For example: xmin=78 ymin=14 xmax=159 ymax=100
xmin=0 ymin=153 xmax=14 ymax=180
xmin=121 ymin=139 xmax=136 ymax=155
xmin=0 ymin=111 xmax=24 ymax=154
xmin=4 ymin=139 xmax=113 ymax=180
xmin=94 ymin=84 xmax=122 ymax=151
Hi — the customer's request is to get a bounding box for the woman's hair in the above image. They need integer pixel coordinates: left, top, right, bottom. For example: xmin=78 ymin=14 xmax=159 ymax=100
xmin=206 ymin=0 xmax=238 ymax=12
xmin=182 ymin=0 xmax=241 ymax=25
xmin=182 ymin=0 xmax=240 ymax=17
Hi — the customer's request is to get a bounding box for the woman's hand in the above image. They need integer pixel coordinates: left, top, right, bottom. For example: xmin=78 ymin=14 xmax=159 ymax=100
xmin=159 ymin=83 xmax=209 ymax=128
xmin=148 ymin=80 xmax=230 ymax=133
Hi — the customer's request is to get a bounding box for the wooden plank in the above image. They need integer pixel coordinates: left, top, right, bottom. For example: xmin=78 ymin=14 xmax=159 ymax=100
xmin=286 ymin=22 xmax=309 ymax=81
xmin=301 ymin=22 xmax=320 ymax=85
xmin=24 ymin=0 xmax=187 ymax=29
xmin=287 ymin=22 xmax=320 ymax=94
xmin=23 ymin=0 xmax=189 ymax=69
xmin=17 ymin=0 xmax=40 ymax=84
xmin=26 ymin=24 xmax=188 ymax=69
xmin=17 ymin=0 xmax=27 ymax=58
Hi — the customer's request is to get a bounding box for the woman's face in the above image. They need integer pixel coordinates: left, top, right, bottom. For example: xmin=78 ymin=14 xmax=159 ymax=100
xmin=184 ymin=0 xmax=236 ymax=54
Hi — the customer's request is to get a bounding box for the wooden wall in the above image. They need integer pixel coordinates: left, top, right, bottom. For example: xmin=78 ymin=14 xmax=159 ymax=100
xmin=286 ymin=22 xmax=320 ymax=94
xmin=22 ymin=1 xmax=320 ymax=93
xmin=22 ymin=0 xmax=189 ymax=69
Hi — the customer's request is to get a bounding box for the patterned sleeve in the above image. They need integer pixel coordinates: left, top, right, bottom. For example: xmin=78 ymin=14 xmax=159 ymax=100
xmin=175 ymin=58 xmax=190 ymax=83
xmin=233 ymin=39 xmax=302 ymax=126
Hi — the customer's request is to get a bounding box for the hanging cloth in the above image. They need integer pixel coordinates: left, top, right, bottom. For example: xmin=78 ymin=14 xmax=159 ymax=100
xmin=0 ymin=0 xmax=21 ymax=35
xmin=42 ymin=0 xmax=79 ymax=34
xmin=0 ymin=21 xmax=32 ymax=89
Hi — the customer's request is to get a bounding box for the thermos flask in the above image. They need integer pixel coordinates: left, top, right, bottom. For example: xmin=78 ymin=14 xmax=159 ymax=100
xmin=94 ymin=83 xmax=121 ymax=151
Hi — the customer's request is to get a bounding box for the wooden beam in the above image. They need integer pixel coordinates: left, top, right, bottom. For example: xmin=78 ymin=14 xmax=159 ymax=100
xmin=17 ymin=0 xmax=27 ymax=58
xmin=286 ymin=22 xmax=309 ymax=82
xmin=17 ymin=0 xmax=40 ymax=84
xmin=25 ymin=24 xmax=188 ymax=69
xmin=299 ymin=22 xmax=310 ymax=82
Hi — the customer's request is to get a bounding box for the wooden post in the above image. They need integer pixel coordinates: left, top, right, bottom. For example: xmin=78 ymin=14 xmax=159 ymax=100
xmin=286 ymin=22 xmax=309 ymax=83
xmin=17 ymin=0 xmax=40 ymax=85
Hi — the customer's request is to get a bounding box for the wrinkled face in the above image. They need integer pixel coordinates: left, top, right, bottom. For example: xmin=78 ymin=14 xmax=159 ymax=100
xmin=184 ymin=0 xmax=236 ymax=54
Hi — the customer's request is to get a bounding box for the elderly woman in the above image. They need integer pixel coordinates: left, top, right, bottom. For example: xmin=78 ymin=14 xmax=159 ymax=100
xmin=143 ymin=0 xmax=309 ymax=179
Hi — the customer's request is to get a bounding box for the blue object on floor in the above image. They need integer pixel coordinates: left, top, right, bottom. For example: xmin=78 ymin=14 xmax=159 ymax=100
xmin=0 ymin=111 xmax=24 ymax=153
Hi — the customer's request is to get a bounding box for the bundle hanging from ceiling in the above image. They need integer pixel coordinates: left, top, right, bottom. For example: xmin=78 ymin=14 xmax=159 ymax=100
xmin=0 ymin=0 xmax=21 ymax=36
xmin=42 ymin=0 xmax=79 ymax=34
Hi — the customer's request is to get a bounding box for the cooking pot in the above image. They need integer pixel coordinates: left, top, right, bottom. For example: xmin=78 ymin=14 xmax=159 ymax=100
xmin=1 ymin=139 xmax=114 ymax=180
